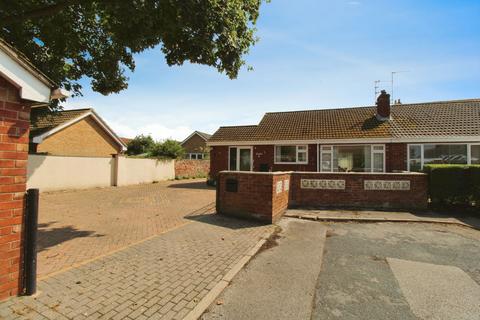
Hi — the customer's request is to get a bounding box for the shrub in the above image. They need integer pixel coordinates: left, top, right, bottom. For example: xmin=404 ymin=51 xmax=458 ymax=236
xmin=149 ymin=139 xmax=185 ymax=159
xmin=424 ymin=164 xmax=480 ymax=209
xmin=126 ymin=134 xmax=155 ymax=155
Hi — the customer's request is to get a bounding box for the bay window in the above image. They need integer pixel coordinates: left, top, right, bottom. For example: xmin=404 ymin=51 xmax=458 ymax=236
xmin=320 ymin=145 xmax=385 ymax=172
xmin=275 ymin=145 xmax=308 ymax=164
xmin=408 ymin=144 xmax=480 ymax=171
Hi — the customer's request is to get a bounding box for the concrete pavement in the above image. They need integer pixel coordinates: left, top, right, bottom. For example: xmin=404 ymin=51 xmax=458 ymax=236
xmin=202 ymin=218 xmax=327 ymax=320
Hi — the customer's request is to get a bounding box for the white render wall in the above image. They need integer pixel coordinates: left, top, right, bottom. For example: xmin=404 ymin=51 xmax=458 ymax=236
xmin=27 ymin=155 xmax=174 ymax=192
xmin=116 ymin=157 xmax=174 ymax=187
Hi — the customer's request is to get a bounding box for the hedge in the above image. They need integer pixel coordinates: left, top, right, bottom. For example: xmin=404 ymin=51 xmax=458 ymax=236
xmin=423 ymin=164 xmax=480 ymax=209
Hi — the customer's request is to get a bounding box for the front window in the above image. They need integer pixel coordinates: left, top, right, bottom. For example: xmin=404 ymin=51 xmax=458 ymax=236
xmin=408 ymin=144 xmax=478 ymax=171
xmin=321 ymin=145 xmax=385 ymax=172
xmin=275 ymin=145 xmax=308 ymax=164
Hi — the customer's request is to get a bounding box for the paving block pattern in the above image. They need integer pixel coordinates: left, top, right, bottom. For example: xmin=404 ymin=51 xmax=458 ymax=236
xmin=0 ymin=214 xmax=272 ymax=319
xmin=37 ymin=179 xmax=215 ymax=277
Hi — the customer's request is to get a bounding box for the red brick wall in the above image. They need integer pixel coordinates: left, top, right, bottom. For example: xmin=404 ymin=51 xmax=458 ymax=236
xmin=0 ymin=76 xmax=30 ymax=300
xmin=386 ymin=143 xmax=408 ymax=171
xmin=175 ymin=159 xmax=210 ymax=178
xmin=290 ymin=172 xmax=427 ymax=209
xmin=217 ymin=172 xmax=290 ymax=223
xmin=209 ymin=146 xmax=228 ymax=180
xmin=211 ymin=143 xmax=410 ymax=180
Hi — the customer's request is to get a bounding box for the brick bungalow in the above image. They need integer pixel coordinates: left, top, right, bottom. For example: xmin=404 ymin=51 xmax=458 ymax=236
xmin=180 ymin=130 xmax=211 ymax=160
xmin=208 ymin=91 xmax=480 ymax=181
xmin=29 ymin=108 xmax=127 ymax=157
xmin=0 ymin=38 xmax=66 ymax=299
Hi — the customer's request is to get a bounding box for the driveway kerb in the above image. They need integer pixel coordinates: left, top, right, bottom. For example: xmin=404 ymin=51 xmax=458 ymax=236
xmin=184 ymin=228 xmax=274 ymax=320
xmin=284 ymin=212 xmax=478 ymax=230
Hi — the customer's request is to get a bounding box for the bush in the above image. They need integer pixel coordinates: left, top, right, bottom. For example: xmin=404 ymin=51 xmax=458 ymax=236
xmin=424 ymin=164 xmax=480 ymax=209
xmin=149 ymin=139 xmax=185 ymax=159
xmin=126 ymin=134 xmax=155 ymax=155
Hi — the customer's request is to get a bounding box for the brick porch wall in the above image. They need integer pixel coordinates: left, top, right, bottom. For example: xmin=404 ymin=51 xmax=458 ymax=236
xmin=216 ymin=171 xmax=290 ymax=223
xmin=0 ymin=76 xmax=30 ymax=300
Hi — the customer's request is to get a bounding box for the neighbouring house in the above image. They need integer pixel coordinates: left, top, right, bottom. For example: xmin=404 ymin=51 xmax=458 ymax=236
xmin=120 ymin=137 xmax=132 ymax=146
xmin=207 ymin=91 xmax=480 ymax=180
xmin=181 ymin=130 xmax=211 ymax=160
xmin=0 ymin=38 xmax=66 ymax=300
xmin=29 ymin=108 xmax=127 ymax=157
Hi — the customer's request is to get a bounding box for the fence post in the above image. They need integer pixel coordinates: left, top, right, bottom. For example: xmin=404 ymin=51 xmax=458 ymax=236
xmin=24 ymin=188 xmax=39 ymax=296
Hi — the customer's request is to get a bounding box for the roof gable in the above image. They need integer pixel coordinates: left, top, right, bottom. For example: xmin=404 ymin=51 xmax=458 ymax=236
xmin=181 ymin=131 xmax=212 ymax=145
xmin=30 ymin=108 xmax=127 ymax=151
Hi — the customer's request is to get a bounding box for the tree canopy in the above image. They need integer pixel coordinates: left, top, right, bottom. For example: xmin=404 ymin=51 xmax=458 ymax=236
xmin=0 ymin=0 xmax=264 ymax=100
xmin=127 ymin=135 xmax=184 ymax=159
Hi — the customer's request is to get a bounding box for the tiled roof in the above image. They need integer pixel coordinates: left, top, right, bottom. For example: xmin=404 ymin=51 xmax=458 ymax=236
xmin=196 ymin=131 xmax=212 ymax=140
xmin=30 ymin=108 xmax=92 ymax=137
xmin=209 ymin=99 xmax=480 ymax=142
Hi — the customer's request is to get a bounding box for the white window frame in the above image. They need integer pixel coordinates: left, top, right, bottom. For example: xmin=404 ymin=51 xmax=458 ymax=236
xmin=319 ymin=144 xmax=385 ymax=173
xmin=274 ymin=145 xmax=309 ymax=164
xmin=408 ymin=143 xmax=480 ymax=171
xmin=228 ymin=146 xmax=253 ymax=171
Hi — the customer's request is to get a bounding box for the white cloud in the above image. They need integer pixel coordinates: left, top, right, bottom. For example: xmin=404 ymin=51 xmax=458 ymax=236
xmin=107 ymin=120 xmax=192 ymax=141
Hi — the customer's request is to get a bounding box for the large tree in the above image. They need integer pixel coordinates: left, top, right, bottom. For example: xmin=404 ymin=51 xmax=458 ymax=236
xmin=0 ymin=0 xmax=263 ymax=100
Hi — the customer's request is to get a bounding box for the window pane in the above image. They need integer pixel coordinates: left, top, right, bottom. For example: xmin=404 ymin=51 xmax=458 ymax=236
xmin=424 ymin=144 xmax=467 ymax=165
xmin=298 ymin=151 xmax=307 ymax=162
xmin=276 ymin=146 xmax=297 ymax=163
xmin=373 ymin=153 xmax=384 ymax=172
xmin=373 ymin=145 xmax=384 ymax=151
xmin=472 ymin=145 xmax=480 ymax=164
xmin=297 ymin=145 xmax=307 ymax=151
xmin=321 ymin=153 xmax=332 ymax=171
xmin=333 ymin=146 xmax=371 ymax=172
xmin=409 ymin=145 xmax=421 ymax=160
xmin=409 ymin=159 xmax=422 ymax=172
xmin=229 ymin=148 xmax=237 ymax=171
xmin=239 ymin=149 xmax=251 ymax=171
xmin=198 ymin=154 xmax=203 ymax=160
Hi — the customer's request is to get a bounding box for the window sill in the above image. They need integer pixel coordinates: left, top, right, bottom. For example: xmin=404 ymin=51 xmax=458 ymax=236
xmin=274 ymin=162 xmax=309 ymax=165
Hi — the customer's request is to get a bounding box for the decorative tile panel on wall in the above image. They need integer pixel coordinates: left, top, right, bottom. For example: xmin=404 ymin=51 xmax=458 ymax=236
xmin=276 ymin=180 xmax=283 ymax=194
xmin=284 ymin=179 xmax=290 ymax=191
xmin=364 ymin=180 xmax=410 ymax=191
xmin=300 ymin=179 xmax=346 ymax=190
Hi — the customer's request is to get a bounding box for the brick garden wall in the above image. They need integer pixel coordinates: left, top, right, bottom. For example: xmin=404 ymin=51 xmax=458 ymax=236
xmin=0 ymin=76 xmax=30 ymax=300
xmin=216 ymin=171 xmax=290 ymax=223
xmin=175 ymin=159 xmax=210 ymax=179
xmin=290 ymin=172 xmax=428 ymax=209
xmin=216 ymin=171 xmax=428 ymax=223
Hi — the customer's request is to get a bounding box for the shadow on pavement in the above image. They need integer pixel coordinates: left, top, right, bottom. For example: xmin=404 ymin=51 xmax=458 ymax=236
xmin=168 ymin=181 xmax=215 ymax=190
xmin=186 ymin=213 xmax=268 ymax=230
xmin=38 ymin=222 xmax=104 ymax=252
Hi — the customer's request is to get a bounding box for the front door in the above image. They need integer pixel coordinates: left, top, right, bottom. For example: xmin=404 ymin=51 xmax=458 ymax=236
xmin=239 ymin=148 xmax=252 ymax=171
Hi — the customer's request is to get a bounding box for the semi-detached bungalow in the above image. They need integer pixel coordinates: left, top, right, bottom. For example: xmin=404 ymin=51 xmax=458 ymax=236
xmin=207 ymin=91 xmax=480 ymax=181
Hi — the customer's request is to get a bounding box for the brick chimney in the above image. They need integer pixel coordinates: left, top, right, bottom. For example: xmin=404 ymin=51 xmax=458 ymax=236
xmin=376 ymin=90 xmax=391 ymax=121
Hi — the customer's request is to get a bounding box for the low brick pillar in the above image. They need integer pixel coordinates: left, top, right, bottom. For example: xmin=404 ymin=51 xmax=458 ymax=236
xmin=0 ymin=77 xmax=31 ymax=300
xmin=290 ymin=172 xmax=428 ymax=210
xmin=216 ymin=171 xmax=291 ymax=223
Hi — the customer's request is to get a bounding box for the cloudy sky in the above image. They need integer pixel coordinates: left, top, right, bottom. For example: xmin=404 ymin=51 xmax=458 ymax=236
xmin=64 ymin=0 xmax=480 ymax=141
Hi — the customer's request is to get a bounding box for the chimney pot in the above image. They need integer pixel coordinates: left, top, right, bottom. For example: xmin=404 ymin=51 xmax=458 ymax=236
xmin=376 ymin=90 xmax=391 ymax=120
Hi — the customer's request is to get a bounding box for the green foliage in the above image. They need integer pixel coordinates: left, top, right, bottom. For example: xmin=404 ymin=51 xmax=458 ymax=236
xmin=150 ymin=139 xmax=184 ymax=159
xmin=126 ymin=134 xmax=155 ymax=156
xmin=0 ymin=0 xmax=265 ymax=102
xmin=423 ymin=164 xmax=480 ymax=210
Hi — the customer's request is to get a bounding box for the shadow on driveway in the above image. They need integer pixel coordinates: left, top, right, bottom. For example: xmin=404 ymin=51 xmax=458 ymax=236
xmin=186 ymin=213 xmax=268 ymax=230
xmin=167 ymin=181 xmax=215 ymax=190
xmin=38 ymin=221 xmax=103 ymax=252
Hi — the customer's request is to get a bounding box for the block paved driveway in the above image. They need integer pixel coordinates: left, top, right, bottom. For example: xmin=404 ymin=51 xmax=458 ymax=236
xmin=1 ymin=213 xmax=273 ymax=320
xmin=37 ymin=179 xmax=216 ymax=277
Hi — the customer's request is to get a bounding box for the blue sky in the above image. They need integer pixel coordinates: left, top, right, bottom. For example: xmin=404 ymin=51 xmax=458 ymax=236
xmin=65 ymin=0 xmax=480 ymax=141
